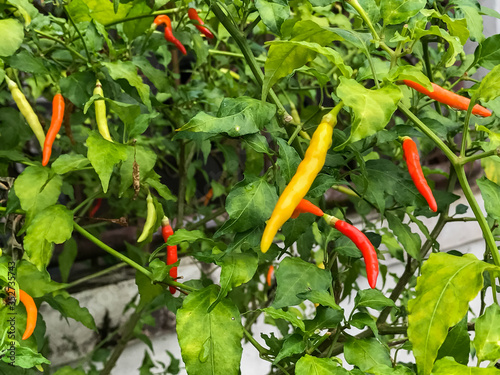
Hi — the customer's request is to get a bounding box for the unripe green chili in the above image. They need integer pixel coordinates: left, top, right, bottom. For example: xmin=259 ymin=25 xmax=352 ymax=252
xmin=93 ymin=80 xmax=113 ymax=142
xmin=5 ymin=76 xmax=45 ymax=148
xmin=137 ymin=192 xmax=156 ymax=242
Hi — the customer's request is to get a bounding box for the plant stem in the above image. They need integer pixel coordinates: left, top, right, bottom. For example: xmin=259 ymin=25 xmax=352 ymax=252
xmin=100 ymin=307 xmax=144 ymax=375
xmin=243 ymin=327 xmax=271 ymax=356
xmin=73 ymin=222 xmax=153 ymax=279
xmin=460 ymin=100 xmax=475 ymax=157
xmin=103 ymin=9 xmax=181 ymax=28
xmin=422 ymin=39 xmax=442 ymax=115
xmin=459 ymin=147 xmax=500 ymax=165
xmin=185 ymin=207 xmax=227 ymax=230
xmin=34 ymin=30 xmax=88 ymax=62
xmin=454 ymin=166 xmax=500 ymax=266
xmin=64 ymin=5 xmax=91 ymax=64
xmin=63 ymin=262 xmax=128 ymax=290
xmin=398 ymin=102 xmax=457 ymax=163
xmin=208 ymin=49 xmax=266 ymax=63
xmin=346 ymin=0 xmax=394 ymax=58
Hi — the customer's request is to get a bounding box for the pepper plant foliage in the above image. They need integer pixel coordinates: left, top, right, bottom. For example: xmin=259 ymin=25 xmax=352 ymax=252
xmin=2 ymin=0 xmax=500 ymax=373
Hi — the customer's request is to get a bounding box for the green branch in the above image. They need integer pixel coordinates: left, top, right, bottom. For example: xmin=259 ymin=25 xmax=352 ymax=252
xmin=34 ymin=30 xmax=88 ymax=62
xmin=104 ymin=9 xmax=181 ymax=28
xmin=459 ymin=147 xmax=500 ymax=165
xmin=73 ymin=222 xmax=153 ymax=278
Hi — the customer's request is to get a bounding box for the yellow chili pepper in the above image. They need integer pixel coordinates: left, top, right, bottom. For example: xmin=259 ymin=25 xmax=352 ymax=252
xmin=260 ymin=102 xmax=343 ymax=253
xmin=5 ymin=76 xmax=46 ymax=148
xmin=93 ymin=80 xmax=113 ymax=142
xmin=137 ymin=192 xmax=156 ymax=242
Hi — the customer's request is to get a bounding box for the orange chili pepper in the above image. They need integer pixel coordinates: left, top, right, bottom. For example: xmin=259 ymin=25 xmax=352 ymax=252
xmin=5 ymin=288 xmax=37 ymax=340
xmin=42 ymin=93 xmax=65 ymax=166
xmin=187 ymin=8 xmax=214 ymax=39
xmin=266 ymin=265 xmax=274 ymax=287
xmin=403 ymin=80 xmax=491 ymax=117
xmin=291 ymin=199 xmax=324 ymax=219
xmin=153 ymin=15 xmax=187 ymax=55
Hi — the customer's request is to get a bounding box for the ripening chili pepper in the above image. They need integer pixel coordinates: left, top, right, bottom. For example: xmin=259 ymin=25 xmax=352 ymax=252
xmin=162 ymin=216 xmax=178 ymax=295
xmin=266 ymin=265 xmax=274 ymax=287
xmin=203 ymin=188 xmax=213 ymax=206
xmin=261 ymin=102 xmax=344 ymax=253
xmin=402 ymin=137 xmax=438 ymax=212
xmin=93 ymin=80 xmax=113 ymax=142
xmin=137 ymin=192 xmax=156 ymax=242
xmin=42 ymin=93 xmax=65 ymax=166
xmin=5 ymin=288 xmax=37 ymax=340
xmin=5 ymin=76 xmax=45 ymax=148
xmin=403 ymin=80 xmax=492 ymax=117
xmin=187 ymin=8 xmax=214 ymax=39
xmin=153 ymin=15 xmax=187 ymax=55
xmin=290 ymin=199 xmax=324 ymax=219
xmin=323 ymin=214 xmax=379 ymax=289
xmin=89 ymin=198 xmax=102 ymax=218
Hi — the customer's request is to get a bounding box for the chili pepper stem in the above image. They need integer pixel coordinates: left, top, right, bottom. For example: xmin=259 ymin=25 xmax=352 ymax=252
xmin=322 ymin=213 xmax=338 ymax=226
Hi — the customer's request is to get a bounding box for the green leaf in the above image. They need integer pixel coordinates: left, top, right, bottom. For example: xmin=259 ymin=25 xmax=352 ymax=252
xmin=167 ymin=229 xmax=211 ymax=246
xmin=273 ymin=257 xmax=332 ymax=309
xmin=268 ymin=40 xmax=353 ymax=78
xmin=177 ymin=97 xmax=276 ymax=138
xmin=477 ymin=177 xmax=500 ymax=222
xmin=262 ymin=307 xmax=305 ymax=332
xmin=431 ymin=357 xmax=500 ymax=374
xmin=380 ymin=0 xmax=426 ymax=25
xmin=473 ymin=65 xmax=500 ymax=103
xmin=414 ymin=26 xmax=463 ymax=67
xmin=0 ymin=19 xmax=23 ymax=57
xmin=52 ymin=154 xmax=90 ymax=174
xmin=176 ymin=285 xmax=243 ymax=375
xmin=102 ymin=60 xmax=151 ymax=110
xmin=420 ymin=9 xmax=469 ymax=45
xmin=215 ymin=176 xmax=278 ymax=236
xmin=335 ymin=78 xmax=402 ymax=149
xmin=133 ymin=56 xmax=169 ymax=93
xmin=122 ymin=2 xmax=152 ymax=40
xmin=24 ymin=205 xmax=74 ymax=270
xmin=146 ymin=173 xmax=177 ymax=202
xmin=53 ymin=367 xmax=86 ymax=375
xmin=344 ymin=338 xmax=392 ymax=371
xmin=296 ymin=354 xmax=347 ymax=374
xmin=386 ymin=211 xmax=421 ymax=260
xmin=262 ymin=20 xmax=340 ymax=100
xmin=476 ymin=35 xmax=500 ymax=69
xmin=274 ymin=334 xmax=306 ymax=364
xmin=210 ymin=252 xmax=258 ymax=310
xmin=66 ymin=0 xmax=132 ymax=24
xmin=59 ymin=238 xmax=77 ymax=284
xmin=350 ymin=312 xmax=380 ymax=339
xmin=44 ymin=291 xmax=97 ymax=330
xmin=86 ymin=132 xmax=128 ymax=193
xmin=254 ymin=0 xmax=289 ymax=36
xmin=354 ymin=289 xmax=397 ymax=311
xmin=368 ymin=364 xmax=415 ymax=374
xmin=9 ymin=346 xmax=50 ymax=369
xmin=437 ymin=316 xmax=469 ymax=365
xmin=5 ymin=50 xmax=48 ymax=75
xmin=17 ymin=260 xmax=64 ymax=297
xmin=14 ymin=166 xmax=62 ymax=221
xmin=296 ymin=290 xmax=342 ymax=310
xmin=304 ymin=306 xmax=344 ymax=332
xmin=408 ymin=253 xmax=498 ymax=375
xmin=276 ymin=138 xmax=301 ymax=184
xmin=452 ymin=1 xmax=484 ymax=42
xmin=474 ymin=304 xmax=500 ymax=362
xmin=389 ymin=66 xmax=432 ymax=90
xmin=60 ymin=71 xmax=95 ymax=108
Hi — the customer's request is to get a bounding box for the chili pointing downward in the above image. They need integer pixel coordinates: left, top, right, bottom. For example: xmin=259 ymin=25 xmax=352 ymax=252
xmin=42 ymin=93 xmax=65 ymax=166
xmin=266 ymin=265 xmax=274 ymax=287
xmin=153 ymin=15 xmax=187 ymax=55
xmin=323 ymin=214 xmax=379 ymax=289
xmin=162 ymin=216 xmax=178 ymax=295
xmin=402 ymin=137 xmax=438 ymax=212
xmin=5 ymin=288 xmax=37 ymax=340
xmin=188 ymin=8 xmax=214 ymax=39
xmin=403 ymin=80 xmax=491 ymax=117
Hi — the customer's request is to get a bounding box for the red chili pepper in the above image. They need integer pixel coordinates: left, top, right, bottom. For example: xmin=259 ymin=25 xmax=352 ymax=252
xmin=403 ymin=80 xmax=491 ymax=117
xmin=5 ymin=288 xmax=37 ymax=340
xmin=402 ymin=137 xmax=438 ymax=212
xmin=89 ymin=198 xmax=102 ymax=218
xmin=187 ymin=8 xmax=214 ymax=39
xmin=162 ymin=217 xmax=178 ymax=295
xmin=266 ymin=265 xmax=274 ymax=287
xmin=291 ymin=199 xmax=324 ymax=219
xmin=323 ymin=214 xmax=378 ymax=289
xmin=42 ymin=93 xmax=65 ymax=166
xmin=153 ymin=15 xmax=187 ymax=55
